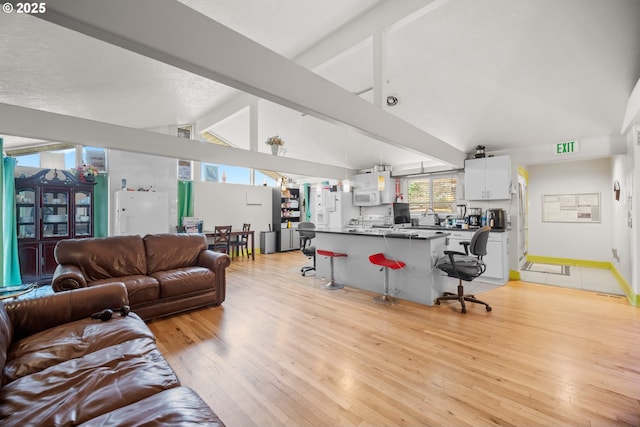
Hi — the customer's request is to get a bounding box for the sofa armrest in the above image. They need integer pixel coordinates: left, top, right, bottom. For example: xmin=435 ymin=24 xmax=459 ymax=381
xmin=52 ymin=264 xmax=88 ymax=292
xmin=4 ymin=282 xmax=130 ymax=339
xmin=197 ymin=250 xmax=231 ymax=305
xmin=197 ymin=249 xmax=231 ymax=271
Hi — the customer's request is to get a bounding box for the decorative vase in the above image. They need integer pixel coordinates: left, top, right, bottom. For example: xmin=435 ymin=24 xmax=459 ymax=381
xmin=271 ymin=145 xmax=279 ymax=155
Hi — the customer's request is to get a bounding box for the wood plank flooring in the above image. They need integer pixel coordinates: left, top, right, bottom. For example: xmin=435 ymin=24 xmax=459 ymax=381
xmin=148 ymin=251 xmax=640 ymax=427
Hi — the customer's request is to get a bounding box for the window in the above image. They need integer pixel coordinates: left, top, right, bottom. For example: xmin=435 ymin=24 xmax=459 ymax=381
xmin=407 ymin=174 xmax=457 ymax=215
xmin=255 ymin=170 xmax=278 ymax=187
xmin=201 ymin=163 xmax=251 ymax=184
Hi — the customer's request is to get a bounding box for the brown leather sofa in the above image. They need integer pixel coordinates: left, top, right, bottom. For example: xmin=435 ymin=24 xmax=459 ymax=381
xmin=0 ymin=283 xmax=225 ymax=426
xmin=52 ymin=233 xmax=230 ymax=321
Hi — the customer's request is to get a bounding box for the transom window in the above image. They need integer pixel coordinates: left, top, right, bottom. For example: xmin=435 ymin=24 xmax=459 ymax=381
xmin=407 ymin=174 xmax=457 ymax=215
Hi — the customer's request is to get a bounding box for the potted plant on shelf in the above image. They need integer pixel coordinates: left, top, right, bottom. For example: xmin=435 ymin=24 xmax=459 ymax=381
xmin=74 ymin=164 xmax=99 ymax=182
xmin=265 ymin=135 xmax=284 ymax=155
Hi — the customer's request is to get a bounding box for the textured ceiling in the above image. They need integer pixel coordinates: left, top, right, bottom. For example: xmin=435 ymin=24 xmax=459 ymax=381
xmin=1 ymin=0 xmax=639 ymax=172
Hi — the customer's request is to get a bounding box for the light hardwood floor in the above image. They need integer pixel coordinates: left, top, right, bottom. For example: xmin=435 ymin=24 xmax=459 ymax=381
xmin=148 ymin=251 xmax=640 ymax=427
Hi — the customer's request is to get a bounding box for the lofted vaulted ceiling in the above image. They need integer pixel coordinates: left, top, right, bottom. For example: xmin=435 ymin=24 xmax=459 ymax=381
xmin=1 ymin=0 xmax=639 ymax=175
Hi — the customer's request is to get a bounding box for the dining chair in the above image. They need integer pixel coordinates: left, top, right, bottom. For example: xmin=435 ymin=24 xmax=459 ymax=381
xmin=229 ymin=223 xmax=251 ymax=258
xmin=210 ymin=225 xmax=232 ymax=254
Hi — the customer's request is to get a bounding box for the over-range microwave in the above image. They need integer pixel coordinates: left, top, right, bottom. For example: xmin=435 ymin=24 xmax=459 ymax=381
xmin=353 ymin=190 xmax=381 ymax=206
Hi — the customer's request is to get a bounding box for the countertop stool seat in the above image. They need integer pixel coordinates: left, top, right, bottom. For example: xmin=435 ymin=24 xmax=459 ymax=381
xmin=317 ymin=249 xmax=348 ymax=290
xmin=369 ymin=252 xmax=406 ymax=305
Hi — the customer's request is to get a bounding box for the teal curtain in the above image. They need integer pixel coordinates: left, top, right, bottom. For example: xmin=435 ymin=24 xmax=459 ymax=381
xmin=177 ymin=180 xmax=194 ymax=226
xmin=303 ymin=184 xmax=311 ymax=221
xmin=2 ymin=143 xmax=21 ymax=286
xmin=93 ymin=173 xmax=108 ymax=237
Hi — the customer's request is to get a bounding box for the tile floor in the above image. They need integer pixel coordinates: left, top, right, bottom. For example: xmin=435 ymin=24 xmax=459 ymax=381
xmin=520 ymin=263 xmax=624 ymax=296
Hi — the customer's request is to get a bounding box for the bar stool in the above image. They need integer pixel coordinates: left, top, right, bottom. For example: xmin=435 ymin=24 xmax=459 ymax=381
xmin=369 ymin=252 xmax=406 ymax=305
xmin=317 ymin=249 xmax=347 ymax=290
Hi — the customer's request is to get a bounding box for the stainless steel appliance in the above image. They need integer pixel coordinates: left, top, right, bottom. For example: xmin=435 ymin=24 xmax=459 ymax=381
xmin=467 ymin=207 xmax=482 ymax=228
xmin=486 ymin=208 xmax=506 ymax=230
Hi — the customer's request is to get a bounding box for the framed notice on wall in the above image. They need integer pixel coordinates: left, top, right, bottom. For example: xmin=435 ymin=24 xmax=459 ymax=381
xmin=542 ymin=193 xmax=600 ymax=223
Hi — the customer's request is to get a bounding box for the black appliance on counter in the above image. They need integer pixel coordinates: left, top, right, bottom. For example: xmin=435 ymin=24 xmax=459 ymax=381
xmin=486 ymin=209 xmax=506 ymax=230
xmin=467 ymin=214 xmax=482 ymax=228
xmin=466 ymin=207 xmax=482 ymax=228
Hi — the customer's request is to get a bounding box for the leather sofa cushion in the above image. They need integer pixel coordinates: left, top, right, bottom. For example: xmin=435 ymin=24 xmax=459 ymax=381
xmin=152 ymin=267 xmax=216 ymax=299
xmin=0 ymin=305 xmax=13 ymax=386
xmin=3 ymin=313 xmax=154 ymax=385
xmin=144 ymin=234 xmax=207 ymax=274
xmin=55 ymin=235 xmax=147 ymax=280
xmin=0 ymin=337 xmax=180 ymax=426
xmin=79 ymin=386 xmax=225 ymax=426
xmin=91 ymin=275 xmax=160 ymax=306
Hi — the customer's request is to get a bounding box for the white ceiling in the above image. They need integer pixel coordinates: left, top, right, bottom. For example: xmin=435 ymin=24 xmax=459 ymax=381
xmin=1 ymin=0 xmax=639 ymax=174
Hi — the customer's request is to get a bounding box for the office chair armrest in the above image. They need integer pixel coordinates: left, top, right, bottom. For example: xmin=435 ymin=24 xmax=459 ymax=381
xmin=443 ymin=250 xmax=467 ymax=278
xmin=458 ymin=240 xmax=471 ymax=255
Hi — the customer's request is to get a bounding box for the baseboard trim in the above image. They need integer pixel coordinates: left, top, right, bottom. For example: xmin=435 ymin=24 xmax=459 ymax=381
xmin=525 ymin=255 xmax=610 ymax=269
xmin=525 ymin=255 xmax=638 ymax=307
xmin=610 ymin=264 xmax=638 ymax=307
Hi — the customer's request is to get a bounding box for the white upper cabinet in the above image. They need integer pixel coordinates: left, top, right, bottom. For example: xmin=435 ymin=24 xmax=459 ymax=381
xmin=464 ymin=155 xmax=511 ymax=200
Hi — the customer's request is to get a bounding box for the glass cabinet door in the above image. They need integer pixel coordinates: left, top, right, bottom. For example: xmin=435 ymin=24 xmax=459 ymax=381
xmin=42 ymin=188 xmax=70 ymax=238
xmin=16 ymin=187 xmax=36 ymax=239
xmin=74 ymin=190 xmax=92 ymax=237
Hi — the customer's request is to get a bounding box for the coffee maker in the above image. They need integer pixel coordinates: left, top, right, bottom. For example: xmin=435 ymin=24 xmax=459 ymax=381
xmin=466 ymin=207 xmax=482 ymax=228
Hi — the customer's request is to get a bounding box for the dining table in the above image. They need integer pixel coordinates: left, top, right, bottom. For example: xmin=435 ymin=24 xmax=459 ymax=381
xmin=203 ymin=229 xmax=255 ymax=260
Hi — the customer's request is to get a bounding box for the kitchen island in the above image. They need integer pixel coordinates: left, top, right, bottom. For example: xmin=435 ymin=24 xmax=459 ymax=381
xmin=313 ymin=227 xmax=450 ymax=305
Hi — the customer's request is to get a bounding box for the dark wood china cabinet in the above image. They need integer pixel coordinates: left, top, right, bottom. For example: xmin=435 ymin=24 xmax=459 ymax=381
xmin=15 ymin=169 xmax=95 ymax=283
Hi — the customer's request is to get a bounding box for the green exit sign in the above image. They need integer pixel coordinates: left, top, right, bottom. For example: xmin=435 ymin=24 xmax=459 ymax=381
xmin=554 ymin=141 xmax=579 ymax=154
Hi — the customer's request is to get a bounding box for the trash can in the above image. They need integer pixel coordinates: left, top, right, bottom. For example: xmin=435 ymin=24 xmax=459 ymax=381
xmin=260 ymin=231 xmax=276 ymax=254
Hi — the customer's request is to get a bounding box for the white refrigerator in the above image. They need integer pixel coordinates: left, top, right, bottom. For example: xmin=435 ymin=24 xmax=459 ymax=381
xmin=311 ymin=190 xmax=359 ymax=228
xmin=113 ymin=190 xmax=169 ymax=236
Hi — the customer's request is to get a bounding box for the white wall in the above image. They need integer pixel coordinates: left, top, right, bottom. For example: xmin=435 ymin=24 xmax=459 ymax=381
xmin=527 ymin=158 xmax=612 ymax=261
xmin=611 ymin=153 xmax=633 ymax=286
xmin=627 ymin=126 xmax=639 ymax=296
xmin=193 ymin=181 xmax=273 ymax=234
xmin=107 ymin=150 xmax=178 ymax=235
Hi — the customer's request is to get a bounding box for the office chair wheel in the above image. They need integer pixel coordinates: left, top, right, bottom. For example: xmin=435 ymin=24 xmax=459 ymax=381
xmin=486 ymin=306 xmax=492 ymax=312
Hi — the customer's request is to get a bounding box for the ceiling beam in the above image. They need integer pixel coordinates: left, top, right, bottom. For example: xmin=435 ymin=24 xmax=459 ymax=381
xmin=197 ymin=0 xmax=450 ymax=137
xmin=0 ymin=103 xmax=355 ymax=179
xmin=37 ymin=0 xmax=465 ymax=168
xmin=293 ymin=0 xmax=450 ymax=69
xmin=622 ymin=77 xmax=640 ymax=134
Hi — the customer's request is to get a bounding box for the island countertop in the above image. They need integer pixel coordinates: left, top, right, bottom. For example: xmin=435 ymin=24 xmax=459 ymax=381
xmin=314 ymin=226 xmax=450 ymax=241
xmin=312 ymin=227 xmax=449 ymax=305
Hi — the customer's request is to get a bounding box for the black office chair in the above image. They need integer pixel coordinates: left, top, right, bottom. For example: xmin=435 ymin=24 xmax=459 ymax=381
xmin=298 ymin=222 xmax=316 ymax=276
xmin=435 ymin=226 xmax=492 ymax=314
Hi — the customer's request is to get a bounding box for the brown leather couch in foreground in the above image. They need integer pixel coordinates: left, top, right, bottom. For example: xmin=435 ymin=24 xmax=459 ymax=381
xmin=0 ymin=283 xmax=224 ymax=426
xmin=52 ymin=233 xmax=231 ymax=321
